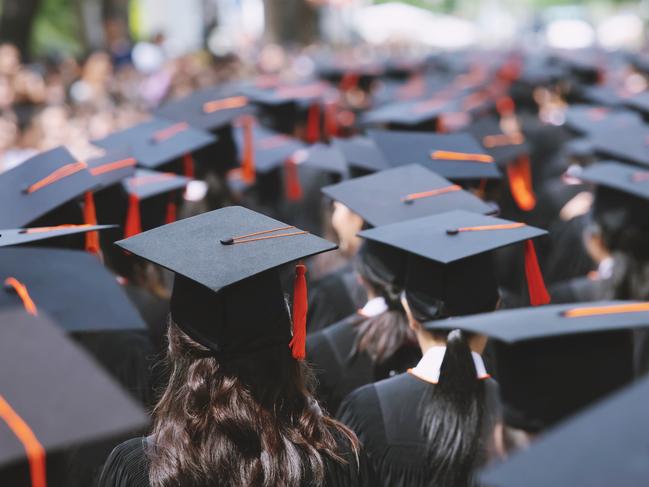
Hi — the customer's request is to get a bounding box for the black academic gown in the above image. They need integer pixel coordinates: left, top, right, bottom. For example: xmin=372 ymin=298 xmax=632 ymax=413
xmin=99 ymin=434 xmax=375 ymax=487
xmin=337 ymin=373 xmax=500 ymax=487
xmin=307 ymin=313 xmax=420 ymax=414
xmin=307 ymin=266 xmax=367 ymax=333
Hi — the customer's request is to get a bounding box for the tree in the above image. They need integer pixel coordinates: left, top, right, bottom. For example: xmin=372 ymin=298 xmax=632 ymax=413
xmin=263 ymin=0 xmax=320 ymax=45
xmin=0 ymin=0 xmax=43 ymax=59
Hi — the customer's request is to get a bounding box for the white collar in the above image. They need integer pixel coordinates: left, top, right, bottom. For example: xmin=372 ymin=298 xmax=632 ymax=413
xmin=359 ymin=296 xmax=389 ymax=318
xmin=598 ymin=257 xmax=614 ymax=280
xmin=410 ymin=346 xmax=489 ymax=384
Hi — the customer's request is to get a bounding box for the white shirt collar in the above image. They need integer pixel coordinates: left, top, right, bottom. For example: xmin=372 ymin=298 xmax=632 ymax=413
xmin=598 ymin=257 xmax=614 ymax=280
xmin=410 ymin=346 xmax=489 ymax=383
xmin=359 ymin=296 xmax=389 ymax=318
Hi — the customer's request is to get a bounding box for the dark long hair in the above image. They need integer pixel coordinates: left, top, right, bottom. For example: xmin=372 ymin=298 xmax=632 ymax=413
xmin=148 ymin=322 xmax=359 ymax=487
xmin=421 ymin=330 xmax=486 ymax=487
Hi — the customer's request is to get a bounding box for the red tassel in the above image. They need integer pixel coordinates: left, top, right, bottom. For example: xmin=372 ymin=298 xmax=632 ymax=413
xmin=183 ymin=153 xmax=195 ymax=179
xmin=339 ymin=72 xmax=359 ymax=92
xmin=289 ymin=264 xmax=308 ymax=360
xmin=506 ymin=155 xmax=536 ymax=211
xmin=165 ymin=196 xmax=177 ymax=224
xmin=306 ymin=103 xmax=321 ymax=143
xmin=241 ymin=116 xmax=256 ymax=184
xmin=285 ymin=156 xmax=303 ymax=202
xmin=83 ymin=192 xmax=100 ymax=255
xmin=324 ymin=102 xmax=338 ymax=138
xmin=524 ymin=240 xmax=550 ymax=306
xmin=497 ymin=96 xmax=516 ymax=117
xmin=124 ymin=194 xmax=142 ymax=238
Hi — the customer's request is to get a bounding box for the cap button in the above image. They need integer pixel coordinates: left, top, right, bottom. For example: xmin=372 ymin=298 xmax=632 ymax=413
xmin=220 ymin=238 xmax=234 ymax=245
xmin=446 ymin=228 xmax=459 ymax=235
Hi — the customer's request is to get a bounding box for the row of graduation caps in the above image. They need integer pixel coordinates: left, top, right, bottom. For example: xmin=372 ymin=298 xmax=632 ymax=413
xmin=2 ymin=58 xmax=649 ymax=486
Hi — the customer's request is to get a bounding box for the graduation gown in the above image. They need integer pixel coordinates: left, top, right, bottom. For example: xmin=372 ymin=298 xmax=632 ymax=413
xmin=99 ymin=434 xmax=375 ymax=487
xmin=307 ymin=266 xmax=367 ymax=333
xmin=307 ymin=313 xmax=421 ymax=414
xmin=337 ymin=373 xmax=500 ymax=487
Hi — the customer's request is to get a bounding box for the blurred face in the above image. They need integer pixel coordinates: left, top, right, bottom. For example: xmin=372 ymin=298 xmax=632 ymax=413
xmin=331 ymin=201 xmax=363 ymax=256
xmin=0 ymin=44 xmax=20 ymax=76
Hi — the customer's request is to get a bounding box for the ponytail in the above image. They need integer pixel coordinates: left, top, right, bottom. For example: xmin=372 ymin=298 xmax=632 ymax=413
xmin=421 ymin=330 xmax=485 ymax=487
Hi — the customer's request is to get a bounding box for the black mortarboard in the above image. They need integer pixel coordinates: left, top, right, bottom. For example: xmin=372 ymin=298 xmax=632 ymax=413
xmin=590 ymin=125 xmax=649 ymax=167
xmin=368 ymin=129 xmax=502 ymax=180
xmin=294 ymin=143 xmax=348 ymax=177
xmin=0 ymin=225 xmax=114 ymax=248
xmin=480 ymin=373 xmax=649 ymax=487
xmin=116 ymin=206 xmax=336 ymax=359
xmin=577 ymin=161 xmax=649 ymax=200
xmin=154 ymin=86 xmax=254 ymax=131
xmin=359 ymin=210 xmax=549 ymax=318
xmin=0 ymin=308 xmax=148 ymax=486
xmin=563 ymin=104 xmax=642 ymax=136
xmin=331 ymin=136 xmax=390 ymax=174
xmin=0 ymin=247 xmax=145 ymax=332
xmin=322 ymin=164 xmax=494 ymax=227
xmin=467 ymin=116 xmax=529 ymax=167
xmin=241 ymin=81 xmax=331 ymax=108
xmin=86 ymin=148 xmax=137 ymax=190
xmin=123 ymin=169 xmax=189 ymax=201
xmin=432 ymin=301 xmax=639 ymax=432
xmin=233 ymin=123 xmax=306 ymax=175
xmin=578 ymin=84 xmax=629 ymax=107
xmin=360 ymin=97 xmax=456 ymax=128
xmin=623 ymin=91 xmax=649 ymax=115
xmin=0 ymin=147 xmax=95 ymax=228
xmin=92 ymin=118 xmax=216 ymax=170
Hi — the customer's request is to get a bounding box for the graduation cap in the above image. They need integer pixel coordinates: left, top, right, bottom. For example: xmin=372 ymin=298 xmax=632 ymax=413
xmin=368 ymin=129 xmax=502 ymax=180
xmin=0 ymin=224 xmax=115 ymax=248
xmin=331 ymin=136 xmax=390 ymax=175
xmin=359 ymin=210 xmax=549 ymax=319
xmin=322 ymin=164 xmax=494 ymax=227
xmin=577 ymin=84 xmax=630 ymax=107
xmin=0 ymin=147 xmax=96 ymax=229
xmin=590 ymin=125 xmax=649 ymax=167
xmin=116 ymin=206 xmax=337 ymax=360
xmin=0 ymin=308 xmax=148 ymax=486
xmin=121 ymin=169 xmax=189 ymax=238
xmin=623 ymin=91 xmax=649 ymax=116
xmin=86 ymin=148 xmax=137 ymax=190
xmin=92 ymin=118 xmax=216 ymax=175
xmin=563 ymin=104 xmax=643 ymax=136
xmin=293 ymin=143 xmax=348 ymax=178
xmin=577 ymin=161 xmax=649 ymax=200
xmin=360 ymin=96 xmax=457 ymax=128
xmin=480 ymin=372 xmax=649 ymax=487
xmin=0 ymin=247 xmax=146 ymax=332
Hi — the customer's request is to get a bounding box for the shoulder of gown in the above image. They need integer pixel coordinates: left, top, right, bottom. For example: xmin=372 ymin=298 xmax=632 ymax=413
xmin=323 ymin=426 xmax=377 ymax=487
xmin=99 ymin=437 xmax=151 ymax=487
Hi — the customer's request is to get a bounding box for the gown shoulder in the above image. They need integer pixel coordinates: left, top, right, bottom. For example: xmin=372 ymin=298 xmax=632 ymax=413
xmin=99 ymin=437 xmax=151 ymax=487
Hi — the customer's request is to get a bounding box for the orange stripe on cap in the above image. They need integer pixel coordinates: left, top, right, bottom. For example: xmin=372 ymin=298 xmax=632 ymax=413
xmin=128 ymin=173 xmax=176 ymax=187
xmin=21 ymin=224 xmax=94 ymax=234
xmin=482 ymin=133 xmax=525 ymax=148
xmin=4 ymin=277 xmax=38 ymax=316
xmin=203 ymin=96 xmax=248 ymax=114
xmin=258 ymin=134 xmax=292 ymax=151
xmin=152 ymin=122 xmax=189 ymax=143
xmin=89 ymin=158 xmax=136 ymax=176
xmin=446 ymin=222 xmax=525 ymax=234
xmin=23 ymin=161 xmax=88 ymax=194
xmin=401 ymin=184 xmax=462 ymax=203
xmin=564 ymin=302 xmax=649 ymax=318
xmin=431 ymin=151 xmax=494 ymax=164
xmin=0 ymin=395 xmax=46 ymax=487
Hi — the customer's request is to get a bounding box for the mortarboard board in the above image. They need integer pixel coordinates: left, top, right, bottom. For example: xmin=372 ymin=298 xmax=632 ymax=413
xmin=467 ymin=116 xmax=529 ymax=167
xmin=590 ymin=125 xmax=649 ymax=167
xmin=293 ymin=143 xmax=349 ymax=178
xmin=368 ymin=129 xmax=502 ymax=180
xmin=92 ymin=118 xmax=216 ymax=171
xmin=577 ymin=161 xmax=649 ymax=200
xmin=480 ymin=371 xmax=649 ymax=487
xmin=331 ymin=136 xmax=390 ymax=174
xmin=322 ymin=164 xmax=495 ymax=227
xmin=623 ymin=91 xmax=649 ymax=116
xmin=360 ymin=96 xmax=457 ymax=128
xmin=0 ymin=147 xmax=96 ymax=229
xmin=86 ymin=148 xmax=137 ymax=190
xmin=563 ymin=104 xmax=642 ymax=136
xmin=232 ymin=123 xmax=306 ymax=175
xmin=0 ymin=308 xmax=148 ymax=486
xmin=116 ymin=206 xmax=336 ymax=359
xmin=0 ymin=224 xmax=115 ymax=248
xmin=577 ymin=84 xmax=630 ymax=107
xmin=0 ymin=247 xmax=146 ymax=332
xmin=431 ymin=301 xmax=640 ymax=432
xmin=359 ymin=210 xmax=549 ymax=318
xmin=241 ymin=81 xmax=332 ymax=108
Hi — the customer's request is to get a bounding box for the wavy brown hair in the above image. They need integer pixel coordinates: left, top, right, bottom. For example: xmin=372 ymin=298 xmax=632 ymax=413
xmin=148 ymin=321 xmax=359 ymax=487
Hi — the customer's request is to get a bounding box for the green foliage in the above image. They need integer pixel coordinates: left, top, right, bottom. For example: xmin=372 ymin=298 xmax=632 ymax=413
xmin=31 ymin=0 xmax=83 ymax=57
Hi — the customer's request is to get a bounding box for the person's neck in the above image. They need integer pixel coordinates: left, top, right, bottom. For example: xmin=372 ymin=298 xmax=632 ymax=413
xmin=416 ymin=329 xmax=446 ymax=355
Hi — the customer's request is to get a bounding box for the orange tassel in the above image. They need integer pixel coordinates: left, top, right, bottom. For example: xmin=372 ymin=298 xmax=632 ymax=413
xmin=165 ymin=196 xmax=177 ymax=224
xmin=83 ymin=192 xmax=100 ymax=255
xmin=183 ymin=153 xmax=195 ymax=179
xmin=289 ymin=264 xmax=308 ymax=360
xmin=241 ymin=116 xmax=256 ymax=184
xmin=524 ymin=240 xmax=550 ymax=306
xmin=506 ymin=155 xmax=536 ymax=211
xmin=497 ymin=96 xmax=516 ymax=117
xmin=306 ymin=103 xmax=321 ymax=143
xmin=339 ymin=72 xmax=359 ymax=92
xmin=124 ymin=194 xmax=142 ymax=238
xmin=284 ymin=156 xmax=303 ymax=202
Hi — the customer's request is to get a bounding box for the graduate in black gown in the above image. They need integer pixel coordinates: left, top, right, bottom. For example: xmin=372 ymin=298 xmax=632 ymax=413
xmin=338 ymin=210 xmax=550 ymax=487
xmin=99 ymin=207 xmax=373 ymax=487
xmin=307 ymin=240 xmax=420 ymax=413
